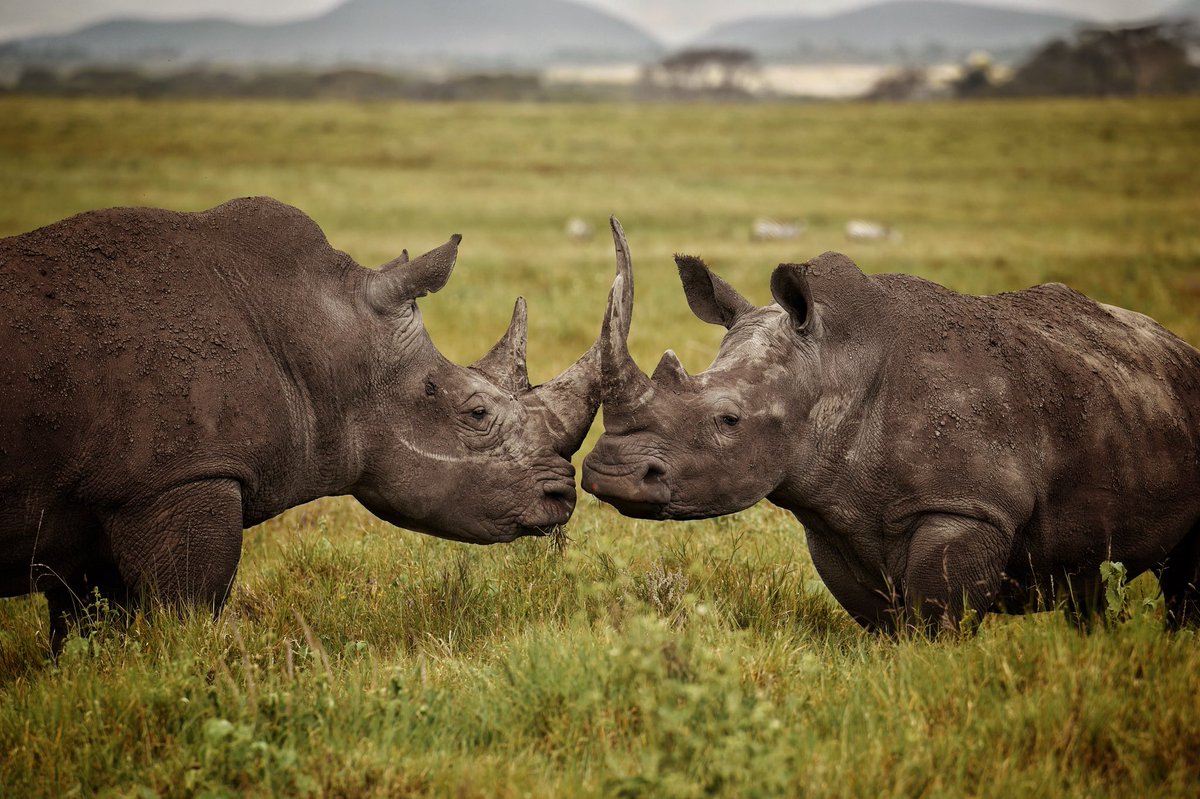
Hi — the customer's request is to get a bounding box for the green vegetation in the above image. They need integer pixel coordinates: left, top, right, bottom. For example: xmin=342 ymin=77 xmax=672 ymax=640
xmin=1 ymin=97 xmax=1199 ymax=797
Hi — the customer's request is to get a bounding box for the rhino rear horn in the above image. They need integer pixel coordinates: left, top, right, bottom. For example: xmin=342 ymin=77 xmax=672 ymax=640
xmin=676 ymin=254 xmax=754 ymax=329
xmin=368 ymin=234 xmax=460 ymax=312
xmin=472 ymin=298 xmax=529 ymax=393
xmin=650 ymin=349 xmax=688 ymax=389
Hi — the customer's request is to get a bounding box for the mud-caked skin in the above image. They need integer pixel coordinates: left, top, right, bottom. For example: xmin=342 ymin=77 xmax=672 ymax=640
xmin=583 ymin=239 xmax=1200 ymax=633
xmin=0 ymin=198 xmax=630 ymax=651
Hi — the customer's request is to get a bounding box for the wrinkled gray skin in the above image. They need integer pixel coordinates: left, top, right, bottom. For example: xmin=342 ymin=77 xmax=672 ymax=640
xmin=0 ymin=197 xmax=632 ymax=651
xmin=584 ymin=234 xmax=1200 ymax=633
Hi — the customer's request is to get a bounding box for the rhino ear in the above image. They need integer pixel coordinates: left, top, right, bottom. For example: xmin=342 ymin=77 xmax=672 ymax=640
xmin=676 ymin=254 xmax=754 ymax=328
xmin=379 ymin=249 xmax=409 ymax=273
xmin=369 ymin=234 xmax=460 ymax=312
xmin=770 ymin=263 xmax=814 ymax=333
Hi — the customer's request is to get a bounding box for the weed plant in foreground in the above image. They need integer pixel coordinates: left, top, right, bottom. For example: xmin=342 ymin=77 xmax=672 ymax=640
xmin=1 ymin=96 xmax=1199 ymax=796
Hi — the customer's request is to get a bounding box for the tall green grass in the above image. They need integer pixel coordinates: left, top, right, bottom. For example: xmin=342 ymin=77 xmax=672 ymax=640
xmin=1 ymin=97 xmax=1198 ymax=797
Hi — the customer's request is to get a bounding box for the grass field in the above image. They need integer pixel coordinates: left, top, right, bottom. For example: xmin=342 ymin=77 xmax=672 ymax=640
xmin=1 ymin=96 xmax=1199 ymax=797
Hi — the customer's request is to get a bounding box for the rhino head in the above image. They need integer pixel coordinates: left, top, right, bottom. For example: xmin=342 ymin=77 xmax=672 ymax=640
xmin=583 ymin=234 xmax=870 ymax=521
xmin=350 ymin=222 xmax=633 ymax=543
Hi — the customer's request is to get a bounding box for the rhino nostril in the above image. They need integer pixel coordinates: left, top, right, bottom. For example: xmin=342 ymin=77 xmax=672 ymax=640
xmin=643 ymin=463 xmax=666 ymax=485
xmin=543 ymin=483 xmax=576 ymax=504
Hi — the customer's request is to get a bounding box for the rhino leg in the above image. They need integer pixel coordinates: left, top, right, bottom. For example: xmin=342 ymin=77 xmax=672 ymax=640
xmin=44 ymin=562 xmax=131 ymax=655
xmin=46 ymin=587 xmax=79 ymax=655
xmin=1159 ymin=522 xmax=1200 ymax=630
xmin=803 ymin=529 xmax=894 ymax=632
xmin=901 ymin=514 xmax=1008 ymax=635
xmin=106 ymin=478 xmax=244 ymax=615
xmin=1060 ymin=572 xmax=1106 ymax=631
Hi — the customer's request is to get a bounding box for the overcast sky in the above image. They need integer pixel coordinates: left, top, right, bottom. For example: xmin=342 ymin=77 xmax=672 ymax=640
xmin=0 ymin=0 xmax=1177 ymax=44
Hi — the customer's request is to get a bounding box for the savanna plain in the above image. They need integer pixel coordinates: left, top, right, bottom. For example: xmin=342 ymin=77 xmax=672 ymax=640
xmin=1 ymin=96 xmax=1199 ymax=798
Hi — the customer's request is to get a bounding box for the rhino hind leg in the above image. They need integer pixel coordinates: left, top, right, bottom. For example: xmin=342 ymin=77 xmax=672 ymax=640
xmin=1159 ymin=522 xmax=1200 ymax=630
xmin=900 ymin=514 xmax=1009 ymax=635
xmin=106 ymin=478 xmax=244 ymax=617
xmin=1056 ymin=569 xmax=1109 ymax=632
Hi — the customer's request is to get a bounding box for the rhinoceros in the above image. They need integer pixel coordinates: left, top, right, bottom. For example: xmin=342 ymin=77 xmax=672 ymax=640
xmin=583 ymin=229 xmax=1200 ymax=633
xmin=0 ymin=197 xmax=631 ymax=650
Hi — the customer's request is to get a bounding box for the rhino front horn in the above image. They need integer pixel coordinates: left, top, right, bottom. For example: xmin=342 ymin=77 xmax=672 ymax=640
xmin=472 ymin=298 xmax=529 ymax=393
xmin=601 ymin=217 xmax=654 ymax=410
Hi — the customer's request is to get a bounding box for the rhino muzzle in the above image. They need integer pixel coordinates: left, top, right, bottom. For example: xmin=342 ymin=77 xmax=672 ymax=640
xmin=582 ymin=449 xmax=670 ymax=519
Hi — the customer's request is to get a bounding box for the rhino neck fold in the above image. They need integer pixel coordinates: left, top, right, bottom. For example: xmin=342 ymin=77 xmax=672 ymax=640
xmin=238 ymin=268 xmax=383 ymax=522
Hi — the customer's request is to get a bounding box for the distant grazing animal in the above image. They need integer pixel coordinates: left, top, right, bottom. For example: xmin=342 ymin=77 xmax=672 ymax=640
xmin=751 ymin=218 xmax=804 ymax=242
xmin=0 ymin=198 xmax=632 ymax=651
xmin=583 ymin=231 xmax=1200 ymax=633
xmin=844 ymin=219 xmax=900 ymax=243
xmin=566 ymin=217 xmax=594 ymax=241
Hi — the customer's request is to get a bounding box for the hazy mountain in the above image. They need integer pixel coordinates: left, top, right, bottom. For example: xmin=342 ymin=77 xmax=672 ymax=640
xmin=1166 ymin=0 xmax=1200 ymax=19
xmin=691 ymin=0 xmax=1088 ymax=62
xmin=1 ymin=0 xmax=662 ymax=68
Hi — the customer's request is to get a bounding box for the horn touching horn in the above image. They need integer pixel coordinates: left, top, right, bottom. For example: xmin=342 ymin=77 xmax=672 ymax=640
xmin=532 ymin=216 xmax=639 ymax=453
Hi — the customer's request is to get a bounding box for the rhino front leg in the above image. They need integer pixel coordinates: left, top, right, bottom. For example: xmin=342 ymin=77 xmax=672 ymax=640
xmin=105 ymin=478 xmax=245 ymax=615
xmin=900 ymin=514 xmax=1009 ymax=634
xmin=44 ymin=561 xmax=131 ymax=655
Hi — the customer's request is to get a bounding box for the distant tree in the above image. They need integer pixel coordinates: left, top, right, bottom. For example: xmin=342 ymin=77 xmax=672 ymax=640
xmin=644 ymin=48 xmax=760 ymax=95
xmin=1003 ymin=23 xmax=1200 ymax=97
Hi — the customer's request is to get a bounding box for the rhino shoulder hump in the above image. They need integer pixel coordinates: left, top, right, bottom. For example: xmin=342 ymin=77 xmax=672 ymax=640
xmin=202 ymin=196 xmax=330 ymax=245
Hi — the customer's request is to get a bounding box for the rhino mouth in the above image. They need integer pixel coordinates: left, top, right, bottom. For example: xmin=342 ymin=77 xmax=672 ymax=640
xmin=581 ymin=457 xmax=671 ymax=519
xmin=521 ymin=478 xmax=577 ymax=532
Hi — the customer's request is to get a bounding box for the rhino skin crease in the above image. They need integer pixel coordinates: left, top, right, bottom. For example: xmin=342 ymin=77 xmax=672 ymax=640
xmin=584 ymin=238 xmax=1200 ymax=634
xmin=0 ymin=197 xmax=633 ymax=652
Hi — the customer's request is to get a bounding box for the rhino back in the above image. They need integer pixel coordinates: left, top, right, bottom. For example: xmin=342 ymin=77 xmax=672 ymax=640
xmin=0 ymin=197 xmax=362 ymax=514
xmin=870 ymin=273 xmax=1200 ymax=568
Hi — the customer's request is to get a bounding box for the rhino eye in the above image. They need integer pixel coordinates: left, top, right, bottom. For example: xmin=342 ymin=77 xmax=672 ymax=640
xmin=471 ymin=407 xmax=488 ymax=418
xmin=719 ymin=414 xmax=740 ymax=427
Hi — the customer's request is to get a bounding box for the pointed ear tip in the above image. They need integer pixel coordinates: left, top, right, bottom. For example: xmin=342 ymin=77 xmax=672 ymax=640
xmin=450 ymin=233 xmax=462 ymax=245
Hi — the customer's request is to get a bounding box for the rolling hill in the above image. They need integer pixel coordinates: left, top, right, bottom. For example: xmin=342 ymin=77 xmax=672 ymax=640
xmin=1 ymin=0 xmax=663 ymax=68
xmin=690 ymin=0 xmax=1088 ymax=62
